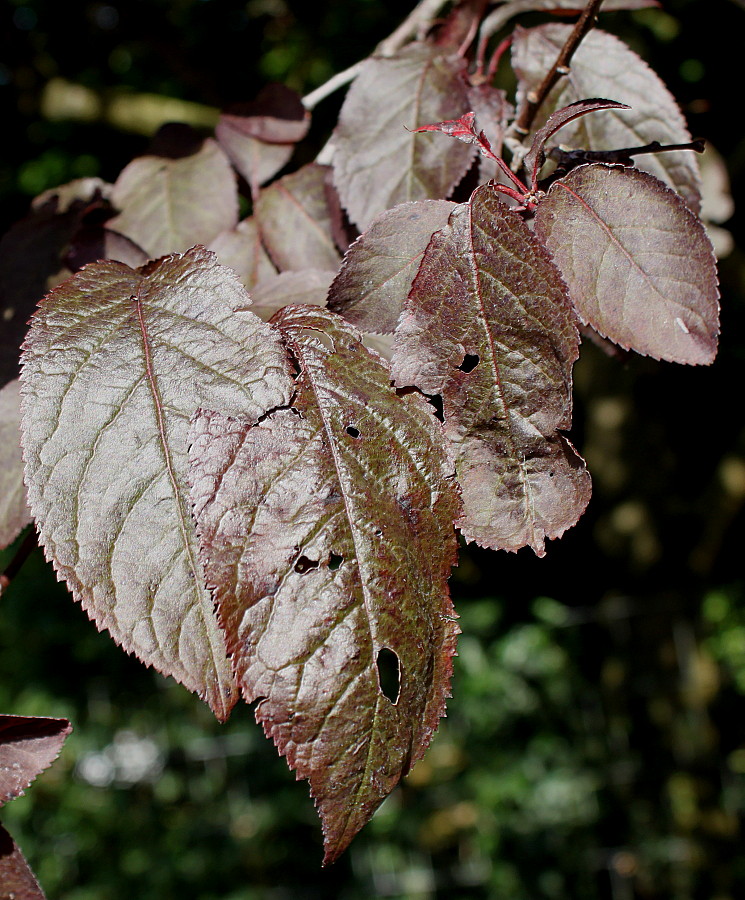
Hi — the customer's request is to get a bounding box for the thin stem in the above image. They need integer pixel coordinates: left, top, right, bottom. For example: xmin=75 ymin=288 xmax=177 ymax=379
xmin=513 ymin=0 xmax=605 ymax=137
xmin=303 ymin=62 xmax=365 ymax=111
xmin=546 ymin=139 xmax=706 ymax=181
xmin=486 ymin=34 xmax=513 ymax=81
xmin=0 ymin=529 xmax=38 ymax=599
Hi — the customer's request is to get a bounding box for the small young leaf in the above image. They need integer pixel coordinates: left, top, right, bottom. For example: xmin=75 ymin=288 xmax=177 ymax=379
xmin=21 ymin=246 xmax=294 ymax=720
xmin=392 ymin=185 xmax=591 ymax=556
xmin=216 ymin=85 xmax=310 ymax=197
xmin=467 ymin=84 xmax=512 ymax=183
xmin=0 ymin=825 xmax=47 ymax=900
xmin=333 ymin=43 xmax=475 ymax=230
xmin=190 ymin=306 xmax=460 ymax=863
xmin=209 ymin=217 xmax=277 ymax=290
xmin=512 ymin=25 xmax=702 ymax=211
xmin=110 ymin=139 xmax=239 ymax=258
xmin=0 ymin=380 xmax=32 ymax=550
xmin=0 ymin=715 xmax=72 ymax=805
xmin=328 ymin=200 xmax=456 ymax=334
xmin=523 ymin=99 xmax=630 ymax=189
xmin=534 ymin=164 xmax=720 ymax=364
xmin=411 ymin=112 xmax=497 ymax=159
xmin=248 ymin=270 xmax=335 ymax=321
xmin=255 ymin=164 xmax=342 ymax=272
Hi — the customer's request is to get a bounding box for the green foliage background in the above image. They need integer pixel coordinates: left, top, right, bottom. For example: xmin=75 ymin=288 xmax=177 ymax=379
xmin=2 ymin=1 xmax=745 ymax=897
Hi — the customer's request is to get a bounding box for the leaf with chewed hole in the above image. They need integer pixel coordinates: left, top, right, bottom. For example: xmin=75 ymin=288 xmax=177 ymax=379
xmin=189 ymin=306 xmax=460 ymax=863
xmin=512 ymin=25 xmax=702 ymax=212
xmin=392 ymin=184 xmax=591 ymax=556
xmin=534 ymin=164 xmax=719 ymax=364
xmin=20 ymin=246 xmax=294 ymax=720
xmin=328 ymin=200 xmax=455 ymax=334
xmin=0 ymin=380 xmax=32 ymax=550
xmin=109 ymin=139 xmax=239 ymax=258
xmin=333 ymin=43 xmax=475 ymax=230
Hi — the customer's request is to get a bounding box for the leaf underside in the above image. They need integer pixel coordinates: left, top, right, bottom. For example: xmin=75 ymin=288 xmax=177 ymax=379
xmin=190 ymin=306 xmax=460 ymax=863
xmin=0 ymin=715 xmax=72 ymax=806
xmin=0 ymin=825 xmax=46 ymax=900
xmin=328 ymin=200 xmax=456 ymax=334
xmin=512 ymin=25 xmax=702 ymax=212
xmin=392 ymin=185 xmax=591 ymax=556
xmin=20 ymin=246 xmax=294 ymax=720
xmin=534 ymin=164 xmax=720 ymax=364
xmin=109 ymin=139 xmax=239 ymax=258
xmin=332 ymin=43 xmax=475 ymax=231
xmin=0 ymin=380 xmax=32 ymax=550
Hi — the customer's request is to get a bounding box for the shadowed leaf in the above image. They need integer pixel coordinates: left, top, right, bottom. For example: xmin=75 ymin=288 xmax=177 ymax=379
xmin=0 ymin=825 xmax=46 ymax=900
xmin=512 ymin=25 xmax=702 ymax=211
xmin=0 ymin=715 xmax=72 ymax=805
xmin=255 ymin=164 xmax=341 ymax=272
xmin=333 ymin=43 xmax=475 ymax=230
xmin=190 ymin=306 xmax=460 ymax=863
xmin=249 ymin=270 xmax=335 ymax=321
xmin=534 ymin=164 xmax=719 ymax=364
xmin=328 ymin=200 xmax=455 ymax=334
xmin=0 ymin=380 xmax=32 ymax=550
xmin=20 ymin=246 xmax=294 ymax=720
xmin=392 ymin=185 xmax=591 ymax=555
xmin=109 ymin=139 xmax=239 ymax=258
xmin=209 ymin=217 xmax=277 ymax=290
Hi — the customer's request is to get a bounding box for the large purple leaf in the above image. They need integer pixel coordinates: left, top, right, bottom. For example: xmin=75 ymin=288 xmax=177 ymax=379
xmin=333 ymin=43 xmax=475 ymax=230
xmin=0 ymin=715 xmax=71 ymax=806
xmin=0 ymin=826 xmax=46 ymax=900
xmin=392 ymin=185 xmax=591 ymax=556
xmin=255 ymin=164 xmax=341 ymax=272
xmin=208 ymin=217 xmax=277 ymax=290
xmin=20 ymin=247 xmax=294 ymax=720
xmin=109 ymin=139 xmax=239 ymax=258
xmin=190 ymin=306 xmax=460 ymax=862
xmin=534 ymin=164 xmax=719 ymax=364
xmin=216 ymin=85 xmax=310 ymax=197
xmin=328 ymin=200 xmax=456 ymax=334
xmin=0 ymin=380 xmax=32 ymax=550
xmin=512 ymin=25 xmax=702 ymax=212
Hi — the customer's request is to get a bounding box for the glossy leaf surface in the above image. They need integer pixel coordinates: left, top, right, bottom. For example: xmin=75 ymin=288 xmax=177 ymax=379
xmin=255 ymin=164 xmax=341 ymax=272
xmin=0 ymin=380 xmax=32 ymax=550
xmin=0 ymin=715 xmax=71 ymax=805
xmin=333 ymin=44 xmax=474 ymax=230
xmin=21 ymin=247 xmax=294 ymax=719
xmin=328 ymin=200 xmax=455 ymax=334
xmin=190 ymin=306 xmax=460 ymax=863
xmin=535 ymin=164 xmax=719 ymax=364
xmin=392 ymin=185 xmax=591 ymax=555
xmin=512 ymin=25 xmax=702 ymax=211
xmin=110 ymin=139 xmax=239 ymax=258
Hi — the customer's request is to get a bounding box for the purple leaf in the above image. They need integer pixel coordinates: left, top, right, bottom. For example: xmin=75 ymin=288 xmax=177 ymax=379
xmin=209 ymin=218 xmax=277 ymax=290
xmin=109 ymin=139 xmax=239 ymax=258
xmin=328 ymin=200 xmax=456 ymax=334
xmin=0 ymin=825 xmax=46 ymax=900
xmin=0 ymin=380 xmax=32 ymax=550
xmin=523 ymin=99 xmax=630 ymax=188
xmin=333 ymin=43 xmax=475 ymax=230
xmin=411 ymin=112 xmax=497 ymax=160
xmin=248 ymin=270 xmax=335 ymax=321
xmin=255 ymin=164 xmax=342 ymax=272
xmin=190 ymin=306 xmax=460 ymax=863
xmin=534 ymin=164 xmax=720 ymax=364
xmin=65 ymin=226 xmax=149 ymax=272
xmin=512 ymin=25 xmax=702 ymax=211
xmin=217 ymin=85 xmax=310 ymax=196
xmin=0 ymin=715 xmax=71 ymax=806
xmin=20 ymin=247 xmax=295 ymax=720
xmin=392 ymin=185 xmax=591 ymax=556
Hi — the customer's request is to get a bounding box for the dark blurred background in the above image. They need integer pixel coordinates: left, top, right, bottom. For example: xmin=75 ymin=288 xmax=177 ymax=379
xmin=1 ymin=0 xmax=745 ymax=897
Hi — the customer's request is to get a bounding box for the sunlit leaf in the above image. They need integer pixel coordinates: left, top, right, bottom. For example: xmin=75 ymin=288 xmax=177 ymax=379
xmin=0 ymin=380 xmax=32 ymax=550
xmin=0 ymin=825 xmax=46 ymax=900
xmin=255 ymin=164 xmax=342 ymax=271
xmin=21 ymin=246 xmax=294 ymax=719
xmin=109 ymin=139 xmax=239 ymax=258
xmin=190 ymin=306 xmax=460 ymax=862
xmin=392 ymin=185 xmax=591 ymax=555
xmin=512 ymin=25 xmax=702 ymax=211
xmin=534 ymin=164 xmax=719 ymax=364
xmin=333 ymin=43 xmax=475 ymax=230
xmin=328 ymin=200 xmax=455 ymax=334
